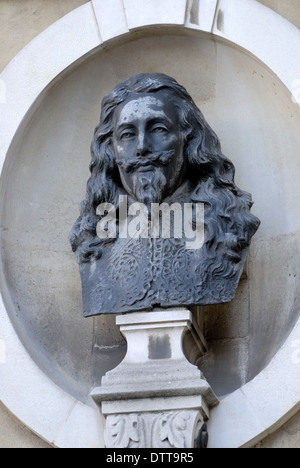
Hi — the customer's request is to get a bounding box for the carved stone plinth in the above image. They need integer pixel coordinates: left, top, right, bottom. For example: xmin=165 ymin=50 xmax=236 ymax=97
xmin=91 ymin=308 xmax=218 ymax=448
xmin=105 ymin=411 xmax=208 ymax=449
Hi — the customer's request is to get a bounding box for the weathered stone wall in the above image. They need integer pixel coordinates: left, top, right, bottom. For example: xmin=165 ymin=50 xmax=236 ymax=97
xmin=0 ymin=402 xmax=52 ymax=448
xmin=255 ymin=412 xmax=300 ymax=449
xmin=257 ymin=0 xmax=300 ymax=28
xmin=0 ymin=0 xmax=299 ymax=449
xmin=0 ymin=0 xmax=87 ymax=72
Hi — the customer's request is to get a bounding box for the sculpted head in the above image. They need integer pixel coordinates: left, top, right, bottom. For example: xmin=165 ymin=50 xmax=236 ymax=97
xmin=112 ymin=92 xmax=185 ymax=205
xmin=70 ymin=73 xmax=259 ymax=267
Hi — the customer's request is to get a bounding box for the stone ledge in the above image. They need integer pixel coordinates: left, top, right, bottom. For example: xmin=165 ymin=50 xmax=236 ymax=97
xmin=92 ymin=379 xmax=216 ymax=405
xmin=101 ymin=395 xmax=209 ymax=416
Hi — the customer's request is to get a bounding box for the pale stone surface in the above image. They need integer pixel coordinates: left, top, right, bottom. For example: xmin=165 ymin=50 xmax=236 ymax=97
xmin=92 ymin=0 xmax=129 ymax=41
xmin=123 ymin=0 xmax=187 ymax=29
xmin=255 ymin=410 xmax=300 ymax=449
xmin=257 ymin=0 xmax=300 ymax=29
xmin=185 ymin=0 xmax=218 ymax=32
xmin=101 ymin=395 xmax=210 ymax=416
xmin=0 ymin=296 xmax=77 ymax=444
xmin=208 ymin=389 xmax=265 ymax=448
xmin=116 ymin=309 xmax=207 ymax=364
xmin=212 ymin=0 xmax=300 ymax=100
xmin=53 ymin=401 xmax=105 ymax=448
xmin=1 ymin=243 xmax=95 ymax=400
xmin=0 ymin=2 xmax=101 ymax=173
xmin=0 ymin=279 xmax=103 ymax=448
xmin=0 ymin=0 xmax=298 ymax=79
xmin=247 ymin=231 xmax=300 ymax=382
xmin=200 ymin=42 xmax=300 ymax=241
xmin=241 ymin=321 xmax=300 ymax=437
xmin=0 ymin=402 xmax=52 ymax=449
xmin=208 ymin=317 xmax=300 ymax=448
xmin=0 ymin=0 xmax=88 ymax=73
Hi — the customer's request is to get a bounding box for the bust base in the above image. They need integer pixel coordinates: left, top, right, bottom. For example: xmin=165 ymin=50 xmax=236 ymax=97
xmin=91 ymin=308 xmax=218 ymax=448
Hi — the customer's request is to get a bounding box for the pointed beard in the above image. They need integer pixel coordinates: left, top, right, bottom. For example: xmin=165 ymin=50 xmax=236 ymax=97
xmin=133 ymin=170 xmax=166 ymax=206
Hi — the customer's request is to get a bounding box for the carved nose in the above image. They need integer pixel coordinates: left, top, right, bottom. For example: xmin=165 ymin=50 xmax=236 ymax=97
xmin=136 ymin=132 xmax=149 ymax=157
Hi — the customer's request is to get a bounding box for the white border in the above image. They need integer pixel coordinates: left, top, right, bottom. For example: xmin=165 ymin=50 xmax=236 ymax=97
xmin=0 ymin=0 xmax=299 ymax=448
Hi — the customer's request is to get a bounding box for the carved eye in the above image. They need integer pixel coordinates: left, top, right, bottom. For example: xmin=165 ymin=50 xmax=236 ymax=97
xmin=120 ymin=131 xmax=135 ymax=140
xmin=152 ymin=125 xmax=168 ymax=134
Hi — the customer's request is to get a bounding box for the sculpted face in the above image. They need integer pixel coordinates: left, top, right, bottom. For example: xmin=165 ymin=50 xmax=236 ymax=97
xmin=112 ymin=93 xmax=185 ymax=205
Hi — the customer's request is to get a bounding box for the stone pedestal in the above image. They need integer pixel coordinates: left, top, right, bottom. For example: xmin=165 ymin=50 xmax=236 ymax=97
xmin=91 ymin=308 xmax=218 ymax=448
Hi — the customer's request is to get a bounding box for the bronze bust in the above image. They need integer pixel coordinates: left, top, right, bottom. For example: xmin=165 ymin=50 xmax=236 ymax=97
xmin=70 ymin=73 xmax=260 ymax=316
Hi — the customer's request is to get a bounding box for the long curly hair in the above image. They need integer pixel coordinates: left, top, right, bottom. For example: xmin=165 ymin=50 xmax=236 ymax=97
xmin=69 ymin=73 xmax=260 ymax=272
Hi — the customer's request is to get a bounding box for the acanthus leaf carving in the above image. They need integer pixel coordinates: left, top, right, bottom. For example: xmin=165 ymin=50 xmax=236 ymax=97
xmin=152 ymin=411 xmax=193 ymax=448
xmin=106 ymin=413 xmax=144 ymax=448
xmin=105 ymin=410 xmax=203 ymax=448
